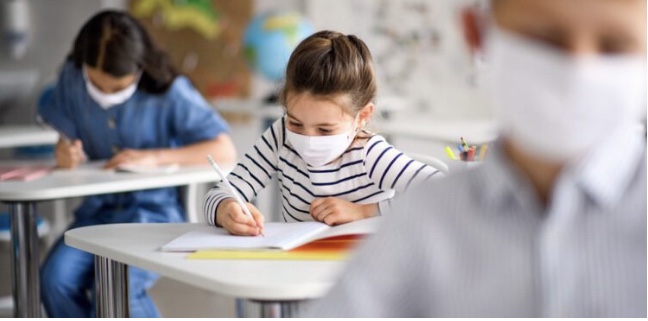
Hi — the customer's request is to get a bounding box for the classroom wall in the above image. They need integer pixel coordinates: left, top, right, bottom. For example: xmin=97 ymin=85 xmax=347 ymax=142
xmin=305 ymin=0 xmax=492 ymax=120
xmin=0 ymin=0 xmax=490 ymax=124
xmin=0 ymin=0 xmax=126 ymax=125
xmin=247 ymin=0 xmax=493 ymax=121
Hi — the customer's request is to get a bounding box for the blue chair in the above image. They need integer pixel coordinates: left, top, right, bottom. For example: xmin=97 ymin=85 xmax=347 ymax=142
xmin=0 ymin=212 xmax=49 ymax=241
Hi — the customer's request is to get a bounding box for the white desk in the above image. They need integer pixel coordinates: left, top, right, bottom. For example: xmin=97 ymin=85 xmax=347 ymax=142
xmin=0 ymin=161 xmax=230 ymax=317
xmin=371 ymin=118 xmax=497 ymax=173
xmin=212 ymin=98 xmax=285 ymax=120
xmin=0 ymin=125 xmax=58 ymax=149
xmin=65 ymin=223 xmax=345 ymax=318
xmin=374 ymin=118 xmax=498 ymax=145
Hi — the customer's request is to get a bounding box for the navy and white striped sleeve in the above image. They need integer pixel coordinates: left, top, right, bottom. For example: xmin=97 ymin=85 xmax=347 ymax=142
xmin=363 ymin=136 xmax=443 ymax=193
xmin=202 ymin=118 xmax=283 ymax=226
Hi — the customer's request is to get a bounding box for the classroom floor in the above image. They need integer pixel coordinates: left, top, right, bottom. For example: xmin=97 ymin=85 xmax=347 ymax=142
xmin=0 ymin=280 xmax=237 ymax=318
xmin=149 ymin=278 xmax=236 ymax=318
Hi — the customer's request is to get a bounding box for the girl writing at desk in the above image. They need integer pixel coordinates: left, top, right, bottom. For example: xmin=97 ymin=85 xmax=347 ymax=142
xmin=204 ymin=30 xmax=443 ymax=236
xmin=38 ymin=10 xmax=236 ymax=318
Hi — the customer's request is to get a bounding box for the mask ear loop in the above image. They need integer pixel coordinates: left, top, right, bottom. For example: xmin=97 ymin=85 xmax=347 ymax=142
xmin=132 ymin=72 xmax=142 ymax=88
xmin=82 ymin=65 xmax=99 ymax=90
xmin=348 ymin=115 xmax=362 ymax=141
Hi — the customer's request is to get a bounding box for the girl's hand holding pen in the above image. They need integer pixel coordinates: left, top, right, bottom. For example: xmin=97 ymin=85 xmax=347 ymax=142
xmin=55 ymin=138 xmax=87 ymax=169
xmin=216 ymin=198 xmax=265 ymax=236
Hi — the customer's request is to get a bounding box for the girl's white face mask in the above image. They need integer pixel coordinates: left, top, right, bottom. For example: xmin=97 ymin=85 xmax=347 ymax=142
xmin=83 ymin=66 xmax=139 ymax=109
xmin=286 ymin=118 xmax=359 ymax=167
xmin=486 ymin=26 xmax=646 ymax=162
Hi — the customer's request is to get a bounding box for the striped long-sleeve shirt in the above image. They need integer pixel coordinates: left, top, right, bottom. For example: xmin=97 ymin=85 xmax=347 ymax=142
xmin=203 ymin=117 xmax=442 ymax=224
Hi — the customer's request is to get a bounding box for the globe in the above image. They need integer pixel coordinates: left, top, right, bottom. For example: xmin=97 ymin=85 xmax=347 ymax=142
xmin=243 ymin=11 xmax=314 ymax=81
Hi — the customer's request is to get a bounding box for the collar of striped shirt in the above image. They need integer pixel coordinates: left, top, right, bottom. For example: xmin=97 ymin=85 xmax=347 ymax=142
xmin=480 ymin=126 xmax=645 ymax=212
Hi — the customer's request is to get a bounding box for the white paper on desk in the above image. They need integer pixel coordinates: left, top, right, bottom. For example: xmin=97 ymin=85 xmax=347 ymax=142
xmin=161 ymin=222 xmax=328 ymax=252
xmin=160 ymin=217 xmax=383 ymax=252
xmin=48 ymin=162 xmax=106 ymax=176
xmin=116 ymin=164 xmax=179 ymax=174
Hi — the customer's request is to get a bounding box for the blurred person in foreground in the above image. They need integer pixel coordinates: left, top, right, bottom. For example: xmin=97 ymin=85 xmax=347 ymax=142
xmin=304 ymin=0 xmax=646 ymax=317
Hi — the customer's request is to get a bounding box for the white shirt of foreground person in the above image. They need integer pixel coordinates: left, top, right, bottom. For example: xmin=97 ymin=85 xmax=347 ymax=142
xmin=303 ymin=124 xmax=646 ymax=317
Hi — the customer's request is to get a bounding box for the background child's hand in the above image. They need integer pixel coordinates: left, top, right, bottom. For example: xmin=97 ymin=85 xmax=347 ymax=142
xmin=104 ymin=149 xmax=158 ymax=169
xmin=216 ymin=198 xmax=265 ymax=236
xmin=55 ymin=138 xmax=86 ymax=169
xmin=310 ymin=197 xmax=378 ymax=226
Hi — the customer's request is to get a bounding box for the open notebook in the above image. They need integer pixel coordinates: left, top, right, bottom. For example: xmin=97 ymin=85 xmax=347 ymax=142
xmin=161 ymin=216 xmax=383 ymax=252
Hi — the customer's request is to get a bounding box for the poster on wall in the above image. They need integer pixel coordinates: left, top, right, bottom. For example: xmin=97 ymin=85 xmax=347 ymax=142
xmin=128 ymin=0 xmax=253 ymax=100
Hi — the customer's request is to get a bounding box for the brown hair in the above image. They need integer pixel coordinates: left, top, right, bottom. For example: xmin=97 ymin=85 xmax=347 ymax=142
xmin=280 ymin=30 xmax=377 ymax=115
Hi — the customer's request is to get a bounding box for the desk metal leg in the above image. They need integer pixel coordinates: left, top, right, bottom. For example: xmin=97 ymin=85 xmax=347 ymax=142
xmin=94 ymin=256 xmax=129 ymax=318
xmin=235 ymin=298 xmax=245 ymax=318
xmin=184 ymin=183 xmax=199 ymax=223
xmin=242 ymin=300 xmax=303 ymax=318
xmin=9 ymin=202 xmax=41 ymax=318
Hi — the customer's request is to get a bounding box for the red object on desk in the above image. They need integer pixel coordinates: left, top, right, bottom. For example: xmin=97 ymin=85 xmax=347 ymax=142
xmin=0 ymin=166 xmax=52 ymax=182
xmin=467 ymin=147 xmax=476 ymax=161
xmin=290 ymin=234 xmax=365 ymax=252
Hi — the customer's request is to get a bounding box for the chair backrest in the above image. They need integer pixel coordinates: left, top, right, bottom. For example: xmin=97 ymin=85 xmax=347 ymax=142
xmin=178 ymin=184 xmax=201 ymax=223
xmin=407 ymin=152 xmax=450 ymax=175
xmin=0 ymin=213 xmax=49 ymax=241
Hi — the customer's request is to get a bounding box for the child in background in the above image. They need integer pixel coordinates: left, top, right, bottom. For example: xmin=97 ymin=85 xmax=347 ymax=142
xmin=203 ymin=30 xmax=443 ymax=235
xmin=38 ymin=11 xmax=236 ymax=317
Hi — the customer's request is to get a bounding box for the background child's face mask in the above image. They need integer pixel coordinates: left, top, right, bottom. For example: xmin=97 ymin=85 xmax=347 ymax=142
xmin=83 ymin=67 xmax=139 ymax=109
xmin=486 ymin=26 xmax=646 ymax=162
